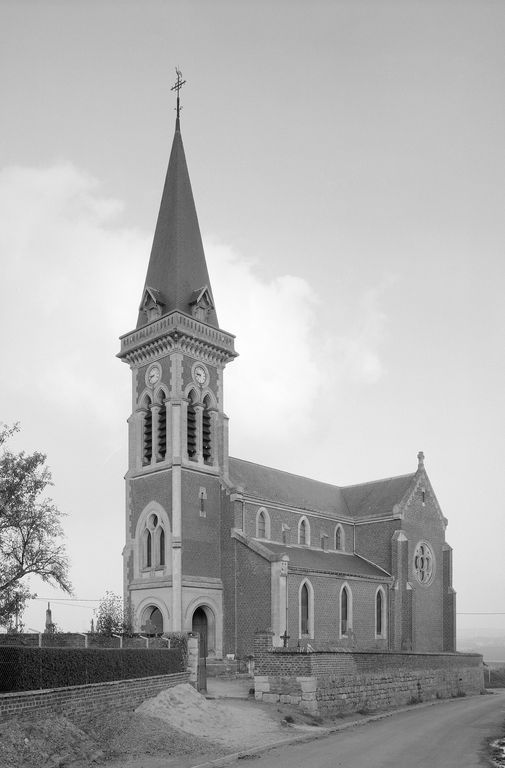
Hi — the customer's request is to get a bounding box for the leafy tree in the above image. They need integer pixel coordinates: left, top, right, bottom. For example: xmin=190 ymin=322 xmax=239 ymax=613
xmin=95 ymin=591 xmax=132 ymax=636
xmin=0 ymin=423 xmax=72 ymax=626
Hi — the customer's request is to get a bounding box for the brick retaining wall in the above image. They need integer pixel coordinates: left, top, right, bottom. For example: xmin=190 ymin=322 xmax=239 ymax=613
xmin=0 ymin=671 xmax=190 ymax=723
xmin=253 ymin=631 xmax=484 ymax=716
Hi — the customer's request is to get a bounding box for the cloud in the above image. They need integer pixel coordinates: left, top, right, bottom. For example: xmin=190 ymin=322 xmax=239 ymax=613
xmin=0 ymin=163 xmax=390 ymax=630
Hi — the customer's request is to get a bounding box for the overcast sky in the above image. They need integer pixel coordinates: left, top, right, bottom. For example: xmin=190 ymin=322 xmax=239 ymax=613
xmin=1 ymin=0 xmax=504 ymax=637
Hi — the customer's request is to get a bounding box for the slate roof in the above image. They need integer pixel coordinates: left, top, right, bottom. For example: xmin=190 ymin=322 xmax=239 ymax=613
xmin=341 ymin=474 xmax=415 ymax=519
xmin=136 ymin=118 xmax=219 ymax=329
xmin=228 ymin=458 xmax=349 ymax=517
xmin=228 ymin=457 xmax=416 ymax=521
xmin=259 ymin=542 xmax=390 ymax=579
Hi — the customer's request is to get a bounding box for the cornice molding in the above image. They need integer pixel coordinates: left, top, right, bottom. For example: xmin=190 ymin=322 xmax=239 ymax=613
xmin=118 ymin=310 xmax=237 ymax=368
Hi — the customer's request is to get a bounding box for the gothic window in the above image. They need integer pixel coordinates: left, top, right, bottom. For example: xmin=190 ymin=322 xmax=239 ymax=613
xmin=157 ymin=392 xmax=167 ymax=461
xmin=298 ymin=517 xmax=310 ymax=546
xmin=146 ymin=530 xmax=152 ymax=567
xmin=159 ymin=528 xmax=165 ymax=566
xmin=187 ymin=390 xmax=197 ymax=460
xmin=376 ymin=587 xmax=386 ymax=637
xmin=202 ymin=395 xmax=212 ymax=464
xmin=142 ymin=397 xmax=153 ymax=465
xmin=299 ymin=580 xmax=314 ymax=637
xmin=255 ymin=507 xmax=270 ymax=539
xmin=413 ymin=541 xmax=434 ymax=585
xmin=143 ymin=513 xmax=165 ymax=570
xmin=335 ymin=525 xmax=344 ymax=551
xmin=340 ymin=585 xmax=352 ymax=637
xmin=301 ymin=583 xmax=309 ymax=635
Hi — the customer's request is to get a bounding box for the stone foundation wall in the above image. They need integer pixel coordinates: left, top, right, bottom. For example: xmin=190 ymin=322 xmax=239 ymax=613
xmin=0 ymin=672 xmax=190 ymax=723
xmin=253 ymin=631 xmax=484 ymax=716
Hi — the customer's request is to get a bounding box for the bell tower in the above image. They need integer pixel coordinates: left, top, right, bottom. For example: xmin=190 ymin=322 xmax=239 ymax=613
xmin=118 ymin=74 xmax=237 ymax=649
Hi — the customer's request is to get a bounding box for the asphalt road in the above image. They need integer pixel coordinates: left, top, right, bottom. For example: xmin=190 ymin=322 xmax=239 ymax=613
xmin=222 ymin=690 xmax=505 ymax=768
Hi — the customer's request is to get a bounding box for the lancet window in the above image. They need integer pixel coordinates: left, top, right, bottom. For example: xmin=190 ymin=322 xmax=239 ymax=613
xmin=142 ymin=396 xmax=153 ymax=466
xmin=142 ymin=513 xmax=165 ymax=570
xmin=157 ymin=392 xmax=167 ymax=461
xmin=187 ymin=390 xmax=198 ymax=460
xmin=202 ymin=395 xmax=212 ymax=463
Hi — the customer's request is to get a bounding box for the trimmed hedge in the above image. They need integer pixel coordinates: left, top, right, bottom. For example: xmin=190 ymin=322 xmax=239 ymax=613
xmin=0 ymin=645 xmax=184 ymax=693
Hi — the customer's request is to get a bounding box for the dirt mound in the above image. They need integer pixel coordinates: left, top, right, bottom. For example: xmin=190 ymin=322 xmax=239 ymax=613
xmin=136 ymin=683 xmax=309 ymax=750
xmin=0 ymin=715 xmax=104 ymax=768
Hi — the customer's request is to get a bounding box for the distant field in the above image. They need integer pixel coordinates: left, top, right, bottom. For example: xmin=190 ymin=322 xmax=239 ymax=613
xmin=483 ymin=664 xmax=505 ymax=688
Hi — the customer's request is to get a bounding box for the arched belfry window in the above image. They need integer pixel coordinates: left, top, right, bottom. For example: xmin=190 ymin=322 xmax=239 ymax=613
xmin=187 ymin=390 xmax=197 ymax=460
xmin=298 ymin=517 xmax=310 ymax=546
xmin=157 ymin=391 xmax=167 ymax=462
xmin=142 ymin=396 xmax=153 ymax=466
xmin=202 ymin=395 xmax=212 ymax=464
xmin=335 ymin=525 xmax=344 ymax=551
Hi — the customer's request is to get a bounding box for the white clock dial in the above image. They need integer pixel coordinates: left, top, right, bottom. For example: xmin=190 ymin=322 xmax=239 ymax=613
xmin=194 ymin=365 xmax=207 ymax=385
xmin=147 ymin=366 xmax=160 ymax=385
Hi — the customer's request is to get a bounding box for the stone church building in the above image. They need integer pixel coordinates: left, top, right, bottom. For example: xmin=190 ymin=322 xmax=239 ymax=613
xmin=118 ymin=108 xmax=456 ymax=659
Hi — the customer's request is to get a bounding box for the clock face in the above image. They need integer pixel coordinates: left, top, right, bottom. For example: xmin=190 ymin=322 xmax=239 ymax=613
xmin=194 ymin=365 xmax=207 ymax=385
xmin=147 ymin=366 xmax=160 ymax=385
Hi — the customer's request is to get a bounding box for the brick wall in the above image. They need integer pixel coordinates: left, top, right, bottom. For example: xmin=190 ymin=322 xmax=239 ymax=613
xmin=0 ymin=671 xmax=190 ymax=723
xmin=253 ymin=632 xmax=484 ymax=716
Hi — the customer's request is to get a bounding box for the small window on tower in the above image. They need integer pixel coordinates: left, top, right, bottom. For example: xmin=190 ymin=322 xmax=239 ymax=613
xmin=142 ymin=397 xmax=153 ymax=466
xmin=199 ymin=487 xmax=207 ymax=518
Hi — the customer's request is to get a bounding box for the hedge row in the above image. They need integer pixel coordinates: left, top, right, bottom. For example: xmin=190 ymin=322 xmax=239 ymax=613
xmin=0 ymin=645 xmax=184 ymax=693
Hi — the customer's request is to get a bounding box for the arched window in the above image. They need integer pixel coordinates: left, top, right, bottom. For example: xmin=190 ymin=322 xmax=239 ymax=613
xmin=187 ymin=390 xmax=197 ymax=460
xmin=335 ymin=525 xmax=344 ymax=551
xmin=299 ymin=580 xmax=314 ymax=638
xmin=143 ymin=513 xmax=166 ymax=570
xmin=159 ymin=528 xmax=165 ymax=567
xmin=375 ymin=587 xmax=386 ymax=638
xmin=298 ymin=517 xmax=310 ymax=546
xmin=157 ymin=392 xmax=167 ymax=461
xmin=256 ymin=508 xmax=270 ymax=539
xmin=142 ymin=396 xmax=152 ymax=465
xmin=202 ymin=395 xmax=212 ymax=464
xmin=146 ymin=530 xmax=152 ymax=567
xmin=340 ymin=585 xmax=352 ymax=637
xmin=301 ymin=583 xmax=309 ymax=635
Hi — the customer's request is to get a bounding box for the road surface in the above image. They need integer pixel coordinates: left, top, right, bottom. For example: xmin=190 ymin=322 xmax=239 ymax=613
xmin=221 ymin=690 xmax=505 ymax=768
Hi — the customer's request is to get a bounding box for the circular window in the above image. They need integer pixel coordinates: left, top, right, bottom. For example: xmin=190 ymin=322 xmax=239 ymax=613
xmin=413 ymin=541 xmax=435 ymax=585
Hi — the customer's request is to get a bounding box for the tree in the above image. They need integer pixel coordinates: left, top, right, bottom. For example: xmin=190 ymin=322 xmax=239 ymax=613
xmin=0 ymin=423 xmax=72 ymax=626
xmin=95 ymin=591 xmax=132 ymax=636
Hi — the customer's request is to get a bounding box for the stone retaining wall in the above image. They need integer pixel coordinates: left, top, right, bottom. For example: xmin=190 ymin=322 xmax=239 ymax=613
xmin=253 ymin=632 xmax=484 ymax=716
xmin=0 ymin=671 xmax=190 ymax=723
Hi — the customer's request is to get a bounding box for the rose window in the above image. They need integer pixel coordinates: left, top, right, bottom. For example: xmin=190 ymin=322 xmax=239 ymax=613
xmin=413 ymin=542 xmax=434 ymax=585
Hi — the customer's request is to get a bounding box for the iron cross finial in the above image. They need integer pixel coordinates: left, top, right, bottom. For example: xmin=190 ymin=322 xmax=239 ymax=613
xmin=171 ymin=67 xmax=186 ymax=120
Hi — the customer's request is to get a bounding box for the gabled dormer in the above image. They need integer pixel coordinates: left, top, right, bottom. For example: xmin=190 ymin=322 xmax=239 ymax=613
xmin=189 ymin=286 xmax=214 ymax=323
xmin=139 ymin=286 xmax=165 ymax=324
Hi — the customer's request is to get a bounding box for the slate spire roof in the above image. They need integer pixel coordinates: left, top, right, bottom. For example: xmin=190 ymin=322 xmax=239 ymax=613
xmin=136 ymin=116 xmax=218 ymax=329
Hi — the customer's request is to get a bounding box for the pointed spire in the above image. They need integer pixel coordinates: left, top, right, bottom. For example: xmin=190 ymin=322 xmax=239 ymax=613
xmin=137 ymin=76 xmax=218 ymax=329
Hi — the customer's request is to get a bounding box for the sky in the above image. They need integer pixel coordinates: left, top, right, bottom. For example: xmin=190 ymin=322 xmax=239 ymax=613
xmin=1 ymin=0 xmax=504 ymax=639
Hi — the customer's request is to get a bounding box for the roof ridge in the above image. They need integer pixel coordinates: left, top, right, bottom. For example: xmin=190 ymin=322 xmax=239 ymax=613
xmin=229 ymin=456 xmax=342 ymax=490
xmin=342 ymin=472 xmax=415 ymax=490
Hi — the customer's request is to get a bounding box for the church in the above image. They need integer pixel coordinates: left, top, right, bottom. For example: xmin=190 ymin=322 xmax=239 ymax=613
xmin=118 ymin=85 xmax=456 ymax=660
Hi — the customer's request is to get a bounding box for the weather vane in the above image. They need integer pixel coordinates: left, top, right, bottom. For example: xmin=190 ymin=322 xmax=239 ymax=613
xmin=171 ymin=67 xmax=186 ymax=120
